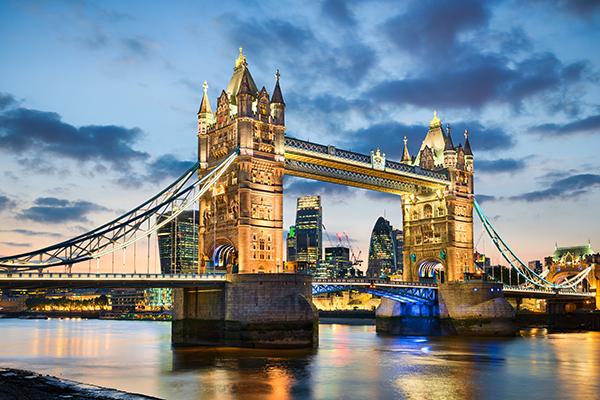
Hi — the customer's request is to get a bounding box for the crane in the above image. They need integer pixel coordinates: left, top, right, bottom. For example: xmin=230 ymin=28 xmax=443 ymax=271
xmin=342 ymin=231 xmax=363 ymax=267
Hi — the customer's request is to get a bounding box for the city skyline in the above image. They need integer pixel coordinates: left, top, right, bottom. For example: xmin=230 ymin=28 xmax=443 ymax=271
xmin=1 ymin=1 xmax=600 ymax=268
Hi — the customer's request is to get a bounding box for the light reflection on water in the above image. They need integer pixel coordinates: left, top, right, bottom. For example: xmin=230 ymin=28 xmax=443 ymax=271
xmin=0 ymin=319 xmax=599 ymax=399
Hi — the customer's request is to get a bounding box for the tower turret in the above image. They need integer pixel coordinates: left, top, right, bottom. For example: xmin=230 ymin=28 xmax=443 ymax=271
xmin=197 ymin=81 xmax=213 ymax=136
xmin=401 ymin=136 xmax=411 ymax=164
xmin=270 ymin=69 xmax=285 ymax=125
xmin=464 ymin=129 xmax=474 ymax=172
xmin=443 ymin=124 xmax=457 ymax=168
xmin=237 ymin=68 xmax=255 ymax=118
xmin=257 ymin=86 xmax=271 ymax=123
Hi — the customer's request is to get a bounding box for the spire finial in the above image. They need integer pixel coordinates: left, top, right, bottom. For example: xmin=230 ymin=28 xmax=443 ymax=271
xmin=403 ymin=135 xmax=407 ymax=145
xmin=429 ymin=110 xmax=441 ymax=128
xmin=235 ymin=47 xmax=246 ymax=68
xmin=464 ymin=128 xmax=469 ymax=139
xmin=203 ymin=80 xmax=208 ymax=94
xmin=275 ymin=69 xmax=280 ymax=82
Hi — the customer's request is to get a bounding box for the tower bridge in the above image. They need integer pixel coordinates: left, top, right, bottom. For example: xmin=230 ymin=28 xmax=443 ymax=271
xmin=1 ymin=49 xmax=598 ymax=346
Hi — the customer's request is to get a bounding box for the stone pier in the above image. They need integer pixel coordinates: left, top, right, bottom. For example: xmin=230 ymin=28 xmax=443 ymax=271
xmin=172 ymin=273 xmax=318 ymax=348
xmin=376 ymin=280 xmax=517 ymax=336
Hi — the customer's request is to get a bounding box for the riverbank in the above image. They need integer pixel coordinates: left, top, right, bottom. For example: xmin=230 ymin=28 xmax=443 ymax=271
xmin=0 ymin=368 xmax=160 ymax=399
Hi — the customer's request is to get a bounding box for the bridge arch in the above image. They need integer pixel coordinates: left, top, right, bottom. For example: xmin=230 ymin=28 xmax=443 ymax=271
xmin=552 ymin=271 xmax=590 ymax=291
xmin=417 ymin=258 xmax=445 ymax=284
xmin=210 ymin=239 xmax=238 ymax=273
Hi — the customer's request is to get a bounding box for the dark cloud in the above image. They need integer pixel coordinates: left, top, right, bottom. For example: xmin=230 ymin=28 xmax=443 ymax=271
xmin=146 ymin=154 xmax=195 ymax=181
xmin=221 ymin=15 xmax=376 ymax=86
xmin=530 ymin=114 xmax=600 ymax=136
xmin=510 ymin=173 xmax=600 ymax=202
xmin=18 ymin=197 xmax=109 ymax=224
xmin=367 ymin=52 xmax=586 ymax=110
xmin=321 ymin=0 xmax=357 ymax=26
xmin=284 ymin=176 xmax=353 ymax=197
xmin=0 ymin=195 xmax=16 ymax=212
xmin=0 ymin=229 xmax=62 ymax=238
xmin=0 ymin=102 xmax=149 ymax=169
xmin=382 ymin=0 xmax=493 ymax=59
xmin=476 ymin=194 xmax=497 ymax=204
xmin=528 ymin=0 xmax=600 ymax=16
xmin=476 ymin=158 xmax=527 ymax=174
xmin=0 ymin=242 xmax=31 ymax=248
xmin=0 ymin=92 xmax=17 ymax=110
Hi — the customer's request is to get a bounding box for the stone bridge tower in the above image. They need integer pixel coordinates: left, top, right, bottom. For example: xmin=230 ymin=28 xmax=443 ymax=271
xmin=197 ymin=49 xmax=286 ymax=273
xmin=402 ymin=113 xmax=474 ymax=282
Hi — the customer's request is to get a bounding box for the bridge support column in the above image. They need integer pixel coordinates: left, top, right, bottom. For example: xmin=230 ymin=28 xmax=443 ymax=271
xmin=172 ymin=273 xmax=318 ymax=348
xmin=438 ymin=281 xmax=516 ymax=336
xmin=375 ymin=298 xmax=441 ymax=336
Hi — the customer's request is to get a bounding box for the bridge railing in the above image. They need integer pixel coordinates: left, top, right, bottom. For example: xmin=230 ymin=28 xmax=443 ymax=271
xmin=312 ymin=278 xmax=438 ymax=288
xmin=0 ymin=272 xmax=227 ymax=280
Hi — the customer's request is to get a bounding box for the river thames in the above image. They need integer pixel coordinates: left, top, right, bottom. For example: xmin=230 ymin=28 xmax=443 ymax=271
xmin=0 ymin=319 xmax=598 ymax=399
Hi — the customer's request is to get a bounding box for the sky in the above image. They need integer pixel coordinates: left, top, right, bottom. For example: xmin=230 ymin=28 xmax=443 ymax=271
xmin=1 ymin=0 xmax=600 ymax=271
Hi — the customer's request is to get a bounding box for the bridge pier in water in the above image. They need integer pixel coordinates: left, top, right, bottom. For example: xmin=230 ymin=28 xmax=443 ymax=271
xmin=172 ymin=273 xmax=318 ymax=348
xmin=376 ymin=280 xmax=516 ymax=336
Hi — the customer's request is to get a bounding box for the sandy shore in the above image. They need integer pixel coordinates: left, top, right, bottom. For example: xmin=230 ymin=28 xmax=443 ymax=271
xmin=0 ymin=368 xmax=161 ymax=399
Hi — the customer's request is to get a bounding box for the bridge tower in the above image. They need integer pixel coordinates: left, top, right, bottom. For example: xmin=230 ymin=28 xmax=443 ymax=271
xmin=197 ymin=49 xmax=286 ymax=273
xmin=402 ymin=113 xmax=474 ymax=282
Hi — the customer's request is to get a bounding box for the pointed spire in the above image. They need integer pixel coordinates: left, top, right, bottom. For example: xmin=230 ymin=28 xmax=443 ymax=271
xmin=198 ymin=80 xmax=212 ymax=114
xmin=464 ymin=128 xmax=473 ymax=156
xmin=444 ymin=123 xmax=455 ymax=151
xmin=235 ymin=47 xmax=247 ymax=69
xmin=271 ymin=69 xmax=285 ymax=105
xmin=402 ymin=136 xmax=411 ymax=163
xmin=237 ymin=68 xmax=254 ymax=96
xmin=429 ymin=110 xmax=441 ymax=128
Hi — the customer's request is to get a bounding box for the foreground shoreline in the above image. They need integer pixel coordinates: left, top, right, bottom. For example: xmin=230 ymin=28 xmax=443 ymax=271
xmin=0 ymin=368 xmax=160 ymax=400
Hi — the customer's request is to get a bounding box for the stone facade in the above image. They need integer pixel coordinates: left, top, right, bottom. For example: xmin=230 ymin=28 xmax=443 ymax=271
xmin=197 ymin=49 xmax=285 ymax=273
xmin=402 ymin=115 xmax=474 ymax=283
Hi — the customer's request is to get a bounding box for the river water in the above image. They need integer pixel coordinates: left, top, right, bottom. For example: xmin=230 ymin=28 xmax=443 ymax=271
xmin=0 ymin=319 xmax=598 ymax=399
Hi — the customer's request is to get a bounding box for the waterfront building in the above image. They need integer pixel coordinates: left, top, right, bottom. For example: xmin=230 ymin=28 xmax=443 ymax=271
xmin=286 ymin=225 xmax=297 ymax=263
xmin=294 ymin=196 xmax=322 ymax=274
xmin=144 ymin=288 xmax=172 ymax=311
xmin=110 ymin=289 xmax=145 ymax=313
xmin=367 ymin=217 xmax=402 ymax=277
xmin=157 ymin=210 xmax=199 ymax=274
xmin=392 ymin=229 xmax=404 ymax=275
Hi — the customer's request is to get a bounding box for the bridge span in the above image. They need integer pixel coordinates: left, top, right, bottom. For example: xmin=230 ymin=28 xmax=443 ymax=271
xmin=0 ymin=273 xmax=593 ymax=302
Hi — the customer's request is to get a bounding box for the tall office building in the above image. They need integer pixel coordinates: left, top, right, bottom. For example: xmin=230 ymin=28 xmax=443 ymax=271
xmin=286 ymin=226 xmax=297 ymax=262
xmin=157 ymin=210 xmax=199 ymax=274
xmin=294 ymin=196 xmax=323 ymax=274
xmin=324 ymin=246 xmax=356 ymax=278
xmin=392 ymin=229 xmax=404 ymax=276
xmin=367 ymin=217 xmax=402 ymax=277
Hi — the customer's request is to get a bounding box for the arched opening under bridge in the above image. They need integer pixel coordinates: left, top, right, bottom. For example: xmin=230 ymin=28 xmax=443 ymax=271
xmin=418 ymin=259 xmax=445 ymax=284
xmin=212 ymin=243 xmax=237 ymax=274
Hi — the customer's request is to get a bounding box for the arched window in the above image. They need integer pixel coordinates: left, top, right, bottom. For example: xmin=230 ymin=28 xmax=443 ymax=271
xmin=423 ymin=204 xmax=433 ymax=218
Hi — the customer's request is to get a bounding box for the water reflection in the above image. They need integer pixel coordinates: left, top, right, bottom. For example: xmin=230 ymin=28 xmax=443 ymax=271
xmin=0 ymin=320 xmax=599 ymax=399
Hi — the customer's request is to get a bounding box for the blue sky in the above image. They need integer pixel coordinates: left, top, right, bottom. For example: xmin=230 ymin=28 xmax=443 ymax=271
xmin=1 ymin=0 xmax=599 ymax=268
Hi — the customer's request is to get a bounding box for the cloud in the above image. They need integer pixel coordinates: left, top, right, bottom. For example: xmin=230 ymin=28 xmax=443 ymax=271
xmin=476 ymin=194 xmax=497 ymax=204
xmin=367 ymin=52 xmax=587 ymax=110
xmin=510 ymin=173 xmax=600 ymax=202
xmin=530 ymin=114 xmax=600 ymax=136
xmin=220 ymin=15 xmax=376 ymax=86
xmin=0 ymin=229 xmax=62 ymax=238
xmin=284 ymin=176 xmax=353 ymax=197
xmin=146 ymin=154 xmax=196 ymax=181
xmin=528 ymin=0 xmax=600 ymax=16
xmin=321 ymin=0 xmax=357 ymax=27
xmin=120 ymin=36 xmax=157 ymax=60
xmin=0 ymin=195 xmax=16 ymax=212
xmin=381 ymin=0 xmax=493 ymax=59
xmin=0 ymin=242 xmax=31 ymax=248
xmin=476 ymin=158 xmax=527 ymax=174
xmin=0 ymin=100 xmax=149 ymax=169
xmin=0 ymin=92 xmax=18 ymax=110
xmin=18 ymin=197 xmax=109 ymax=224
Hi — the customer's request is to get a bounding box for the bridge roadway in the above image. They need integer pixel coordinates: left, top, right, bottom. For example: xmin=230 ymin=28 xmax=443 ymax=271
xmin=0 ymin=273 xmax=594 ymax=301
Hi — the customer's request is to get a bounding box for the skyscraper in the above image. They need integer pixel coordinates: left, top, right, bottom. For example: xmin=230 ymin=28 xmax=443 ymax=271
xmin=324 ymin=246 xmax=355 ymax=278
xmin=294 ymin=196 xmax=322 ymax=274
xmin=367 ymin=217 xmax=403 ymax=278
xmin=157 ymin=210 xmax=199 ymax=274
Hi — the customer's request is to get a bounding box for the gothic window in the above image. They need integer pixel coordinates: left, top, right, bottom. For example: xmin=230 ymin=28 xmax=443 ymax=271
xmin=423 ymin=204 xmax=433 ymax=219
